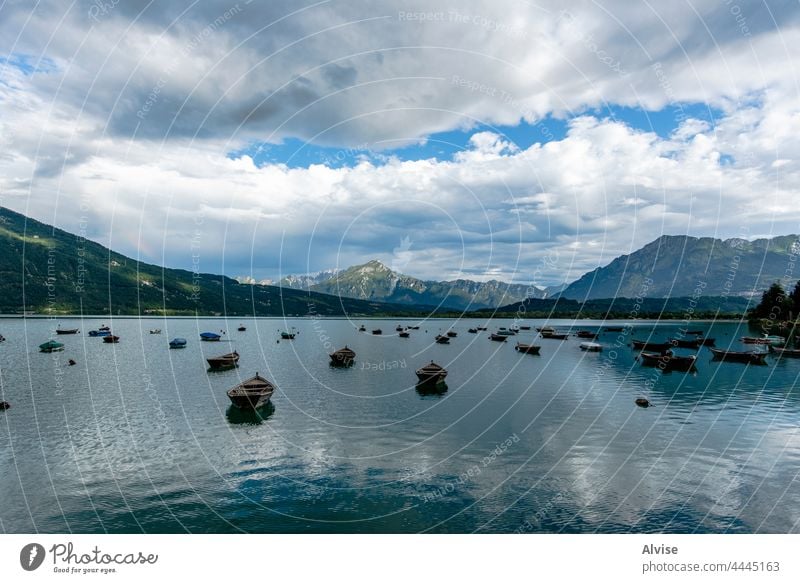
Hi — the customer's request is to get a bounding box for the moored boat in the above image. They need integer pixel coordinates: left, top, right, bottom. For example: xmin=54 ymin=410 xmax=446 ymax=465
xmin=149 ymin=329 xmax=161 ymax=334
xmin=467 ymin=328 xmax=478 ymax=334
xmin=207 ymin=351 xmax=239 ymax=369
xmin=741 ymin=334 xmax=784 ymax=346
xmin=372 ymin=329 xmax=382 ymax=335
xmin=409 ymin=325 xmax=421 ymax=330
xmin=98 ymin=325 xmax=110 ymax=332
xmin=103 ymin=335 xmax=120 ymax=343
xmin=399 ymin=331 xmax=410 ymax=338
xmin=237 ymin=325 xmax=246 ymax=331
xmin=710 ymin=347 xmax=767 ymax=364
xmin=396 ymin=325 xmax=404 ymax=331
xmin=56 ymin=327 xmax=79 ymax=335
xmin=280 ymin=328 xmax=297 ymax=340
xmin=515 ymin=343 xmax=541 ymax=355
xmin=495 ymin=329 xmax=515 ymax=337
xmin=476 ymin=326 xmax=488 ymax=331
xmin=358 ymin=325 xmax=366 ymax=332
xmin=435 ymin=335 xmax=450 ymax=344
xmin=226 ymin=373 xmax=276 ymax=410
xmin=631 ymin=339 xmax=672 ymax=352
xmin=540 ymin=331 xmax=569 ymax=340
xmin=640 ymin=350 xmax=697 ymax=371
xmin=489 ymin=333 xmax=507 ymax=342
xmin=769 ymin=345 xmax=800 ymax=358
xmin=576 ymin=330 xmax=598 ymax=339
xmin=536 ymin=326 xmax=554 ymax=333
xmin=519 ymin=325 xmax=531 ymax=330
xmin=415 ymin=361 xmax=447 ymax=384
xmin=39 ymin=340 xmax=64 ymax=353
xmin=579 ymin=342 xmax=602 ymax=352
xmin=169 ymin=338 xmax=187 ymax=349
xmin=329 ymin=346 xmax=356 ymax=366
xmin=88 ymin=330 xmax=111 ymax=337
xmin=200 ymin=332 xmax=221 ymax=342
xmin=669 ymin=337 xmax=702 ymax=349
xmin=446 ymin=330 xmax=457 ymax=338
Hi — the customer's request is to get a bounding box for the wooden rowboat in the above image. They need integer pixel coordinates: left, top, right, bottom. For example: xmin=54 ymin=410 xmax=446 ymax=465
xmin=207 ymin=351 xmax=239 ymax=369
xmin=227 ymin=373 xmax=276 ymax=410
xmin=640 ymin=350 xmax=697 ymax=371
xmin=710 ymin=348 xmax=767 ymax=364
xmin=329 ymin=346 xmax=356 ymax=366
xmin=515 ymin=343 xmax=541 ymax=355
xmin=415 ymin=361 xmax=447 ymax=384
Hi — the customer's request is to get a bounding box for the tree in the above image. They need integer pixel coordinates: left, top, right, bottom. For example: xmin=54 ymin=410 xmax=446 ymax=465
xmin=750 ymin=281 xmax=791 ymax=321
xmin=790 ymin=280 xmax=800 ymax=320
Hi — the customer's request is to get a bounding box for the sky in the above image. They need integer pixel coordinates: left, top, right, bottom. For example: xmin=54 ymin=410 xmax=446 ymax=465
xmin=1 ymin=0 xmax=799 ymax=286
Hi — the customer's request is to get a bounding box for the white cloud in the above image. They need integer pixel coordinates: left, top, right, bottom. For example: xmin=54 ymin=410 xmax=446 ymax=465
xmin=0 ymin=0 xmax=799 ymax=284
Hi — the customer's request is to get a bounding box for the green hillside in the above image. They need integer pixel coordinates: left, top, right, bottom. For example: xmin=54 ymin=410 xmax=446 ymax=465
xmin=0 ymin=207 xmax=431 ymax=317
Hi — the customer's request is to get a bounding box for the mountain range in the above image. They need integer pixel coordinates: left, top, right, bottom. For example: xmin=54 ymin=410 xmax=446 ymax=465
xmin=0 ymin=207 xmax=432 ymax=317
xmin=558 ymin=234 xmax=799 ymax=301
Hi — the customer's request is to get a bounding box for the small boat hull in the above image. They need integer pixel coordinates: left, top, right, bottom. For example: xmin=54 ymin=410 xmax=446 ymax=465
xmin=207 ymin=352 xmax=240 ymax=369
xmin=640 ymin=351 xmax=696 ymax=371
xmin=435 ymin=335 xmax=450 ymax=344
xmin=489 ymin=333 xmax=507 ymax=342
xmin=56 ymin=329 xmax=79 ymax=335
xmin=169 ymin=338 xmax=187 ymax=349
xmin=227 ymin=374 xmax=276 ymax=410
xmin=39 ymin=340 xmax=65 ymax=353
xmin=329 ymin=347 xmax=356 ymax=367
xmin=710 ymin=348 xmax=767 ymax=364
xmin=579 ymin=342 xmax=602 ymax=352
xmin=102 ymin=335 xmax=120 ymax=343
xmin=515 ymin=343 xmax=541 ymax=355
xmin=415 ymin=362 xmax=448 ymax=385
xmin=540 ymin=333 xmax=569 ymax=340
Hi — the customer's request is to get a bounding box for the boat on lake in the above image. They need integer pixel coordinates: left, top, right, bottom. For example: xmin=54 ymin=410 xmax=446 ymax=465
xmin=372 ymin=329 xmax=382 ymax=335
xmin=88 ymin=330 xmax=111 ymax=337
xmin=169 ymin=338 xmax=187 ymax=349
xmin=769 ymin=345 xmax=800 ymax=358
xmin=446 ymin=330 xmax=457 ymax=338
xmin=640 ymin=350 xmax=697 ymax=371
xmin=396 ymin=325 xmax=404 ymax=331
xmin=631 ymin=339 xmax=672 ymax=352
xmin=540 ymin=331 xmax=569 ymax=340
xmin=495 ymin=329 xmax=516 ymax=337
xmin=519 ymin=325 xmax=531 ymax=330
xmin=56 ymin=327 xmax=79 ymax=335
xmin=576 ymin=330 xmax=598 ymax=339
xmin=579 ymin=342 xmax=602 ymax=352
xmin=103 ymin=335 xmax=120 ymax=343
xmin=149 ymin=329 xmax=161 ymax=334
xmin=489 ymin=333 xmax=507 ymax=342
xmin=207 ymin=351 xmax=239 ymax=369
xmin=358 ymin=325 xmax=366 ymax=332
xmin=237 ymin=325 xmax=246 ymax=331
xmin=226 ymin=373 xmax=276 ymax=410
xmin=476 ymin=326 xmax=488 ymax=331
xmin=536 ymin=326 xmax=554 ymax=333
xmin=435 ymin=335 xmax=450 ymax=344
xmin=468 ymin=328 xmax=478 ymax=334
xmin=669 ymin=337 xmax=702 ymax=349
xmin=99 ymin=325 xmax=110 ymax=332
xmin=39 ymin=340 xmax=65 ymax=353
xmin=741 ymin=334 xmax=784 ymax=346
xmin=329 ymin=346 xmax=356 ymax=366
xmin=415 ymin=361 xmax=448 ymax=385
xmin=399 ymin=331 xmax=410 ymax=338
xmin=515 ymin=343 xmax=541 ymax=355
xmin=280 ymin=328 xmax=297 ymax=340
xmin=200 ymin=332 xmax=221 ymax=342
xmin=710 ymin=347 xmax=768 ymax=364
xmin=409 ymin=325 xmax=420 ymax=330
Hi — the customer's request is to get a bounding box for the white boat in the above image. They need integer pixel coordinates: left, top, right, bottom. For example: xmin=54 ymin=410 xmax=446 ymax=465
xmin=579 ymin=342 xmax=602 ymax=352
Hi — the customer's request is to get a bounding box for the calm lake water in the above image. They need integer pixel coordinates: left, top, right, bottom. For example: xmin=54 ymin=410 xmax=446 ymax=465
xmin=1 ymin=317 xmax=798 ymax=533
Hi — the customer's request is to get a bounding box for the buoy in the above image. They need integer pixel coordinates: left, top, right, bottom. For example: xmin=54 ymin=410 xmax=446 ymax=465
xmin=0 ymin=401 xmax=10 ymax=410
xmin=635 ymin=398 xmax=651 ymax=408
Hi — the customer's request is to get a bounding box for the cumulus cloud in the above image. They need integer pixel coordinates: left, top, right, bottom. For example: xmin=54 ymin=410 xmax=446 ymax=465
xmin=0 ymin=0 xmax=799 ymax=284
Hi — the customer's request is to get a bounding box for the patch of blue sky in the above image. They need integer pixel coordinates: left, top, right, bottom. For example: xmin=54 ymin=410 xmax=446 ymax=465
xmin=0 ymin=53 xmax=57 ymax=76
xmin=229 ymin=103 xmax=726 ymax=168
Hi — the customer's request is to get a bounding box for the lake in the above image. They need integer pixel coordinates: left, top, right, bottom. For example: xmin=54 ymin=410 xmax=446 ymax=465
xmin=1 ymin=317 xmax=798 ymax=533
